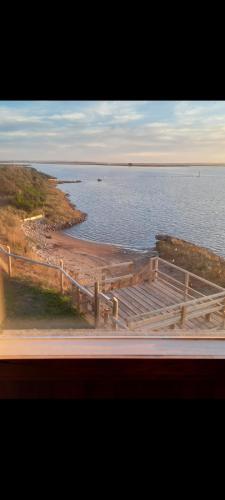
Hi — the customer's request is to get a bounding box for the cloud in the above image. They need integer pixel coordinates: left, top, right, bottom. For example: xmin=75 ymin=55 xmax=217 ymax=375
xmin=0 ymin=107 xmax=43 ymax=124
xmin=0 ymin=130 xmax=59 ymax=138
xmin=0 ymin=100 xmax=225 ymax=162
xmin=50 ymin=112 xmax=86 ymax=121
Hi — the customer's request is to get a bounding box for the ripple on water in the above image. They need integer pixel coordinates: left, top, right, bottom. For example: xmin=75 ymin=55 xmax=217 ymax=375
xmin=30 ymin=164 xmax=225 ymax=258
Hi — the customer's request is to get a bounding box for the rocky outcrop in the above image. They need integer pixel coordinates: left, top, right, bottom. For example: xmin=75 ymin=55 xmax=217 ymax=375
xmin=156 ymin=234 xmax=225 ymax=287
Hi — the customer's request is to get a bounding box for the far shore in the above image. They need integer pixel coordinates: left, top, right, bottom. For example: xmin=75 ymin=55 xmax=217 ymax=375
xmin=1 ymin=161 xmax=225 ymax=167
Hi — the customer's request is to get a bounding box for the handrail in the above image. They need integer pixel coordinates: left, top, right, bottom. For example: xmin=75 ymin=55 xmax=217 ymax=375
xmin=62 ymin=269 xmax=94 ymax=299
xmin=158 ymin=257 xmax=225 ymax=291
xmin=158 ymin=273 xmax=205 ymax=297
xmin=0 ymin=245 xmax=59 ymax=269
xmin=98 ymin=291 xmax=114 ymax=307
xmin=104 ymin=273 xmax=133 ymax=284
xmin=127 ymin=290 xmax=225 ymax=324
xmin=0 ymin=244 xmax=94 ymax=299
xmin=93 ymin=261 xmax=134 ymax=272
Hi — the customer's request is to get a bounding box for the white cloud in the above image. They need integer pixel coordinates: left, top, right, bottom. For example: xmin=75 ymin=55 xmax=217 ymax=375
xmin=0 ymin=130 xmax=59 ymax=137
xmin=0 ymin=107 xmax=43 ymax=124
xmin=0 ymin=101 xmax=225 ymax=162
xmin=50 ymin=112 xmax=86 ymax=121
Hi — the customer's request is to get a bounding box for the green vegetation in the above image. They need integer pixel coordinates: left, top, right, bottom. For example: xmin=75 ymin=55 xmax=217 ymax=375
xmin=0 ymin=164 xmax=85 ymax=254
xmin=1 ymin=274 xmax=90 ymax=330
xmin=0 ymin=165 xmax=88 ymax=329
xmin=0 ymin=164 xmax=49 ymax=212
xmin=4 ymin=276 xmax=75 ymax=318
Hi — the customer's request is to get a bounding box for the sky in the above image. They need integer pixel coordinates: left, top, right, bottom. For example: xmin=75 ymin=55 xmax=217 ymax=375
xmin=0 ymin=100 xmax=225 ymax=163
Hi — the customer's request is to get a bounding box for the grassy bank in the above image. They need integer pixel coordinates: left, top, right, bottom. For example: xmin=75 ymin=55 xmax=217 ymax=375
xmin=0 ymin=164 xmax=86 ymax=254
xmin=0 ymin=164 xmax=87 ymax=300
xmin=1 ymin=274 xmax=90 ymax=330
xmin=156 ymin=234 xmax=225 ymax=287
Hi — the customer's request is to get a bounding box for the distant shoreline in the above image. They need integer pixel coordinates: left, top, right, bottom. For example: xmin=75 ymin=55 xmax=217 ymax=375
xmin=1 ymin=161 xmax=225 ymax=167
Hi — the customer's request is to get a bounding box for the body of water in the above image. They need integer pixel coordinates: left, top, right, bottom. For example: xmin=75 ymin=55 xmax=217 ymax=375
xmin=31 ymin=163 xmax=225 ymax=256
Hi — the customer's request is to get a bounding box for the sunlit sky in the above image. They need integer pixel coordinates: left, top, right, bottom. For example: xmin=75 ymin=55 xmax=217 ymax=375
xmin=0 ymin=101 xmax=225 ymax=162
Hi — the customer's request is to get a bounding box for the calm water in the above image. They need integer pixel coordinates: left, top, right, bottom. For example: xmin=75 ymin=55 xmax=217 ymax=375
xmin=31 ymin=163 xmax=225 ymax=256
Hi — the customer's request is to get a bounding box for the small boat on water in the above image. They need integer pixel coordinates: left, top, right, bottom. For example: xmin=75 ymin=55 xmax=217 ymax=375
xmin=97 ymin=178 xmax=102 ymax=182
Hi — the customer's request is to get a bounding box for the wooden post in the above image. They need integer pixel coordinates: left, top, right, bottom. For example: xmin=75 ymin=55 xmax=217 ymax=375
xmin=94 ymin=281 xmax=100 ymax=328
xmin=102 ymin=273 xmax=106 ymax=293
xmin=112 ymin=297 xmax=119 ymax=331
xmin=6 ymin=246 xmax=12 ymax=277
xmin=184 ymin=272 xmax=189 ymax=301
xmin=76 ymin=288 xmax=81 ymax=313
xmin=222 ymin=299 xmax=225 ymax=328
xmin=149 ymin=259 xmax=153 ymax=282
xmin=60 ymin=259 xmax=64 ymax=293
xmin=154 ymin=258 xmax=158 ymax=282
xmin=103 ymin=307 xmax=110 ymax=325
xmin=129 ymin=262 xmax=133 ymax=286
xmin=180 ymin=305 xmax=187 ymax=327
xmin=206 ymin=313 xmax=211 ymax=322
xmin=71 ymin=285 xmax=76 ymax=307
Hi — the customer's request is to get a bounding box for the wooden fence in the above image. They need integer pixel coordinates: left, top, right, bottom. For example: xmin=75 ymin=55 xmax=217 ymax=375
xmin=126 ymin=257 xmax=225 ymax=330
xmin=0 ymin=243 xmax=120 ymax=329
xmin=1 ymin=243 xmax=223 ymax=332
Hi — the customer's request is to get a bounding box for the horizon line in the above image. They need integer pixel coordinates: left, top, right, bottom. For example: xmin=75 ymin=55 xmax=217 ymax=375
xmin=1 ymin=160 xmax=225 ymax=166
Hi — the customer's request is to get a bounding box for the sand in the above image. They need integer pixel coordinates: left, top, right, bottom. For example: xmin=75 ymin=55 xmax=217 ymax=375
xmin=22 ymin=217 xmax=156 ymax=280
xmin=39 ymin=230 xmax=155 ymax=277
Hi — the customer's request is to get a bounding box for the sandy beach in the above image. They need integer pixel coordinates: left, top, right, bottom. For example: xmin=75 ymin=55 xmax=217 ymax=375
xmin=22 ymin=220 xmax=155 ymax=281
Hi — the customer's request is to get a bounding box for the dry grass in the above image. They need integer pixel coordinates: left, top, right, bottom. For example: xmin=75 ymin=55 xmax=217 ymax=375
xmin=0 ymin=165 xmax=86 ymax=291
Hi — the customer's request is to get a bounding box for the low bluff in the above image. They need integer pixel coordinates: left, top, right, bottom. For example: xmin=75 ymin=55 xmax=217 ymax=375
xmin=156 ymin=234 xmax=225 ymax=288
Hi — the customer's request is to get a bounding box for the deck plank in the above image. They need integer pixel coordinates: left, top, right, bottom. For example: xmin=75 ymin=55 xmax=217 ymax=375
xmin=135 ymin=285 xmax=170 ymax=309
xmin=137 ymin=284 xmax=176 ymax=308
xmin=106 ymin=276 xmax=225 ymax=333
xmin=126 ymin=286 xmax=160 ymax=310
xmin=119 ymin=288 xmax=154 ymax=313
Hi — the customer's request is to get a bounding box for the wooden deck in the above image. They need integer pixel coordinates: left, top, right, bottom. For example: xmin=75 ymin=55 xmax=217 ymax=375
xmin=107 ymin=278 xmax=225 ymax=331
xmin=2 ymin=244 xmax=225 ymax=333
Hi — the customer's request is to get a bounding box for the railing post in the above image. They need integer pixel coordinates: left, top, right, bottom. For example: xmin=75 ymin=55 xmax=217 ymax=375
xmin=180 ymin=305 xmax=187 ymax=327
xmin=112 ymin=297 xmax=119 ymax=331
xmin=102 ymin=272 xmax=106 ymax=293
xmin=71 ymin=285 xmax=76 ymax=308
xmin=76 ymin=288 xmax=81 ymax=313
xmin=184 ymin=272 xmax=189 ymax=301
xmin=94 ymin=281 xmax=100 ymax=328
xmin=154 ymin=257 xmax=158 ymax=282
xmin=60 ymin=259 xmax=64 ymax=293
xmin=222 ymin=299 xmax=225 ymax=329
xmin=6 ymin=246 xmax=12 ymax=277
xmin=149 ymin=258 xmax=153 ymax=282
xmin=103 ymin=307 xmax=110 ymax=325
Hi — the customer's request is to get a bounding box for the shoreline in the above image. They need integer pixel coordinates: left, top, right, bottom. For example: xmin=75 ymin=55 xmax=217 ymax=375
xmin=62 ymin=230 xmax=152 ymax=253
xmin=23 ymin=220 xmax=155 ymax=279
xmin=21 ymin=168 xmax=156 ymax=278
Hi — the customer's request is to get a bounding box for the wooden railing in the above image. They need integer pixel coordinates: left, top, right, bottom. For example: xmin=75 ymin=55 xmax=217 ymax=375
xmin=157 ymin=257 xmax=224 ymax=292
xmin=0 ymin=243 xmax=120 ymax=329
xmin=2 ymin=243 xmax=223 ymax=332
xmin=126 ymin=290 xmax=225 ymax=330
